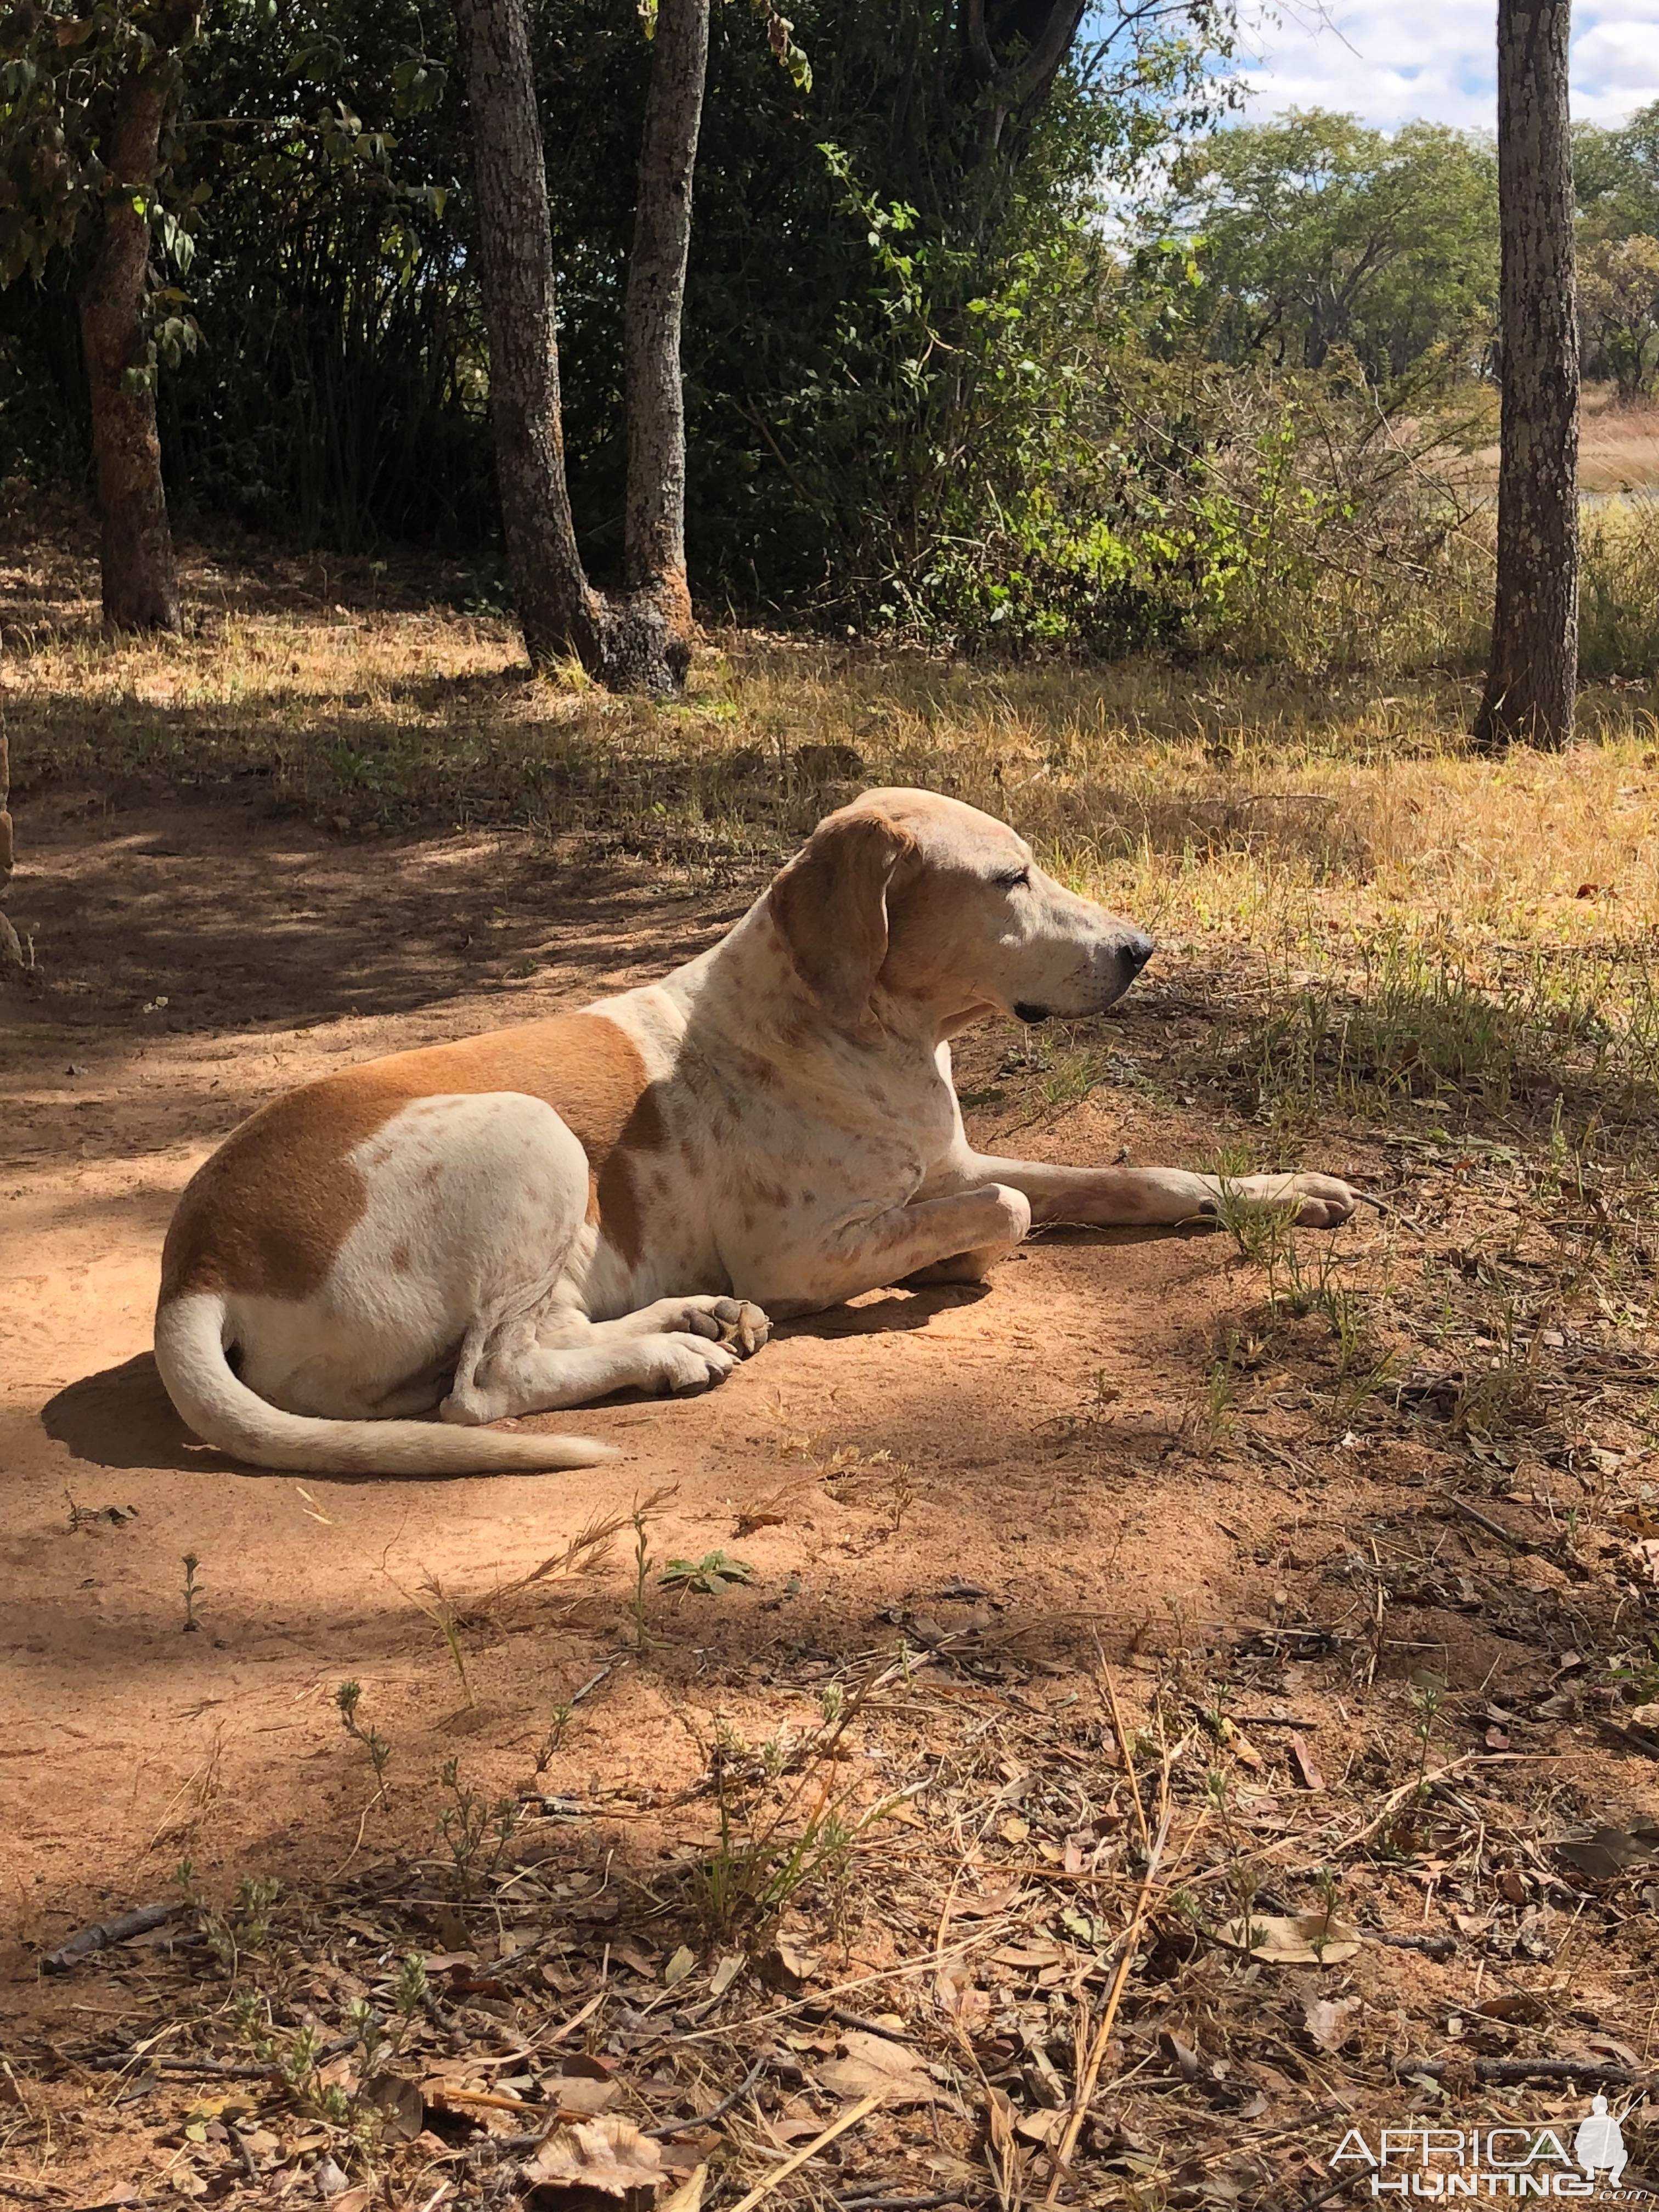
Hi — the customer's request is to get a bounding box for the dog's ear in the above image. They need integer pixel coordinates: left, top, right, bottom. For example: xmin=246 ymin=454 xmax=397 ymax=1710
xmin=768 ymin=809 xmax=920 ymax=1029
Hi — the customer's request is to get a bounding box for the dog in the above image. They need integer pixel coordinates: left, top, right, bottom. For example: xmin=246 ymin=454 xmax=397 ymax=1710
xmin=154 ymin=788 xmax=1356 ymax=1473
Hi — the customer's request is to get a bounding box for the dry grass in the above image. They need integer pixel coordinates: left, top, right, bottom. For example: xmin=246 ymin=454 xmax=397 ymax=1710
xmin=8 ymin=523 xmax=1659 ymax=1143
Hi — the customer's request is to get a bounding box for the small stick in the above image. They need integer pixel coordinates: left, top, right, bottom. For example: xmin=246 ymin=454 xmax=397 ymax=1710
xmin=1353 ymin=1190 xmax=1432 ymax=1238
xmin=42 ymin=1900 xmax=180 ymax=1973
xmin=724 ymin=2093 xmax=882 ymax=2212
xmin=1397 ymin=2055 xmax=1659 ymax=2088
xmin=1043 ymin=1758 xmax=1180 ymax=2202
xmin=1097 ymin=1658 xmax=1148 ymax=1855
xmin=834 ymin=2196 xmax=991 ymax=2211
xmin=644 ymin=2051 xmax=768 ymax=2138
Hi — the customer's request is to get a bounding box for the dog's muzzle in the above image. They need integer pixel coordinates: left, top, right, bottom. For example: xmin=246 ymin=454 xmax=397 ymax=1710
xmin=1015 ymin=934 xmax=1154 ymax=1026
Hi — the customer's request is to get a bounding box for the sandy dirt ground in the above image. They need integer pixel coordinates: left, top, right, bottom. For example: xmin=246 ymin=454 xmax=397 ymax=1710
xmin=0 ymin=791 xmax=1395 ymax=1954
xmin=11 ymin=785 xmax=1659 ymax=2211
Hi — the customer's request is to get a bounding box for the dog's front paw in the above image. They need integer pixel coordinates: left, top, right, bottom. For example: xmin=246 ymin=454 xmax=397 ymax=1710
xmin=644 ymin=1333 xmax=740 ymax=1395
xmin=707 ymin=1296 xmax=772 ymax=1357
xmin=1276 ymin=1172 xmax=1357 ymax=1228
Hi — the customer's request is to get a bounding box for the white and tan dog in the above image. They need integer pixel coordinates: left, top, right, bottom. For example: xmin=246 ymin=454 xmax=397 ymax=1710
xmin=155 ymin=788 xmax=1355 ymax=1474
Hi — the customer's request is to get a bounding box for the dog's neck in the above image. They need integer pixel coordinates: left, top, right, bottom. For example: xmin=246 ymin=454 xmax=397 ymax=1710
xmin=673 ymin=899 xmax=976 ymax=1069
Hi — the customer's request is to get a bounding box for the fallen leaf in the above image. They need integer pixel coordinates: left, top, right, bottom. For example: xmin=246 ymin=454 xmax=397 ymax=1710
xmin=1287 ymin=1733 xmax=1324 ymax=1792
xmin=523 ymin=2115 xmax=668 ymax=2203
xmin=1302 ymin=1994 xmax=1361 ymax=2050
xmin=554 ymin=2075 xmax=623 ymax=2116
xmin=819 ymin=2028 xmax=941 ymax=2106
xmin=708 ymin=1951 xmax=744 ymax=1999
xmin=663 ymin=1945 xmax=697 ymax=1988
xmin=360 ymin=2072 xmax=423 ymax=2143
xmin=1555 ymin=1826 xmax=1659 ymax=1881
xmin=1476 ymin=1992 xmax=1550 ymax=2025
xmin=1217 ymin=1912 xmax=1361 ymax=1965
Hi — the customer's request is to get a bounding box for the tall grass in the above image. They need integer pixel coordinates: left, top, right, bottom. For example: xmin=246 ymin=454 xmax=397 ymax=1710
xmin=1581 ymin=496 xmax=1659 ymax=680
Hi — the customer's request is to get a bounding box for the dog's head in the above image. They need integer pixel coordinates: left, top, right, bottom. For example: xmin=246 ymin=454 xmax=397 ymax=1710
xmin=766 ymin=787 xmax=1153 ymax=1035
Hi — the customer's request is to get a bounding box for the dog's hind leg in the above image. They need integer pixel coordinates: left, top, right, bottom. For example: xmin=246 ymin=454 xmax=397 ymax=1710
xmin=441 ymin=1316 xmax=741 ymax=1423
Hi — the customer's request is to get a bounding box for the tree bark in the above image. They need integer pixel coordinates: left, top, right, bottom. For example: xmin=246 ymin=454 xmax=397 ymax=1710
xmin=1474 ymin=0 xmax=1579 ymax=753
xmin=454 ymin=0 xmax=606 ymax=673
xmin=0 ymin=727 xmax=20 ymax=971
xmin=78 ymin=14 xmax=193 ymax=634
xmin=455 ymin=0 xmax=709 ymax=694
xmin=962 ymin=0 xmax=1087 ymax=163
xmin=619 ymin=0 xmax=710 ymax=690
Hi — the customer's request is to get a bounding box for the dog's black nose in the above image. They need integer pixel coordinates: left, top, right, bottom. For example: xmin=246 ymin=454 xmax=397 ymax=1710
xmin=1124 ymin=933 xmax=1155 ymax=975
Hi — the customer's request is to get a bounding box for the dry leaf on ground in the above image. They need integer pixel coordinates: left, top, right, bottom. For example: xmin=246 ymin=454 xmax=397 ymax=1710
xmin=1302 ymin=1994 xmax=1361 ymax=2050
xmin=818 ymin=2028 xmax=941 ymax=2106
xmin=1218 ymin=1912 xmax=1362 ymax=1964
xmin=359 ymin=2071 xmax=423 ymax=2141
xmin=523 ymin=2115 xmax=668 ymax=2205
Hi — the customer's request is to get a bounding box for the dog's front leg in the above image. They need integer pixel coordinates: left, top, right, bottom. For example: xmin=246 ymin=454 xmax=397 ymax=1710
xmin=747 ymin=1183 xmax=1032 ymax=1318
xmin=948 ymin=1152 xmax=1356 ymax=1229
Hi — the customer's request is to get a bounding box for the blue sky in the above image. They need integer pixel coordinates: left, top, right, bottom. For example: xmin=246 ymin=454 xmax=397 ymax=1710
xmin=1233 ymin=0 xmax=1659 ymax=130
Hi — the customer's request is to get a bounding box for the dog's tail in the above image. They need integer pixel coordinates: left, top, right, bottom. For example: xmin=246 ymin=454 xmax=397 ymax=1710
xmin=154 ymin=1293 xmax=615 ymax=1475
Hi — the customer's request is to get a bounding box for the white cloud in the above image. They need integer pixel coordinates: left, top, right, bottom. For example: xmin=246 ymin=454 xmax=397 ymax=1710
xmin=1231 ymin=0 xmax=1659 ymax=133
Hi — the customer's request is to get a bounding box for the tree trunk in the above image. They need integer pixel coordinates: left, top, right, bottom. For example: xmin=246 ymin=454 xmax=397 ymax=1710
xmin=455 ymin=0 xmax=709 ymax=695
xmin=962 ymin=0 xmax=1088 ymax=163
xmin=618 ymin=0 xmax=710 ymax=692
xmin=454 ymin=0 xmax=606 ymax=673
xmin=78 ymin=19 xmax=190 ymax=634
xmin=1474 ymin=0 xmax=1579 ymax=753
xmin=0 ymin=727 xmax=20 ymax=971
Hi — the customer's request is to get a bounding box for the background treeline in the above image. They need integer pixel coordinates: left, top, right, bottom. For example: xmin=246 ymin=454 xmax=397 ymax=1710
xmin=3 ymin=0 xmax=1657 ymax=665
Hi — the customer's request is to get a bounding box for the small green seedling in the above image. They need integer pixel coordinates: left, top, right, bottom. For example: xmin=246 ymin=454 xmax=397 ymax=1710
xmin=336 ymin=1679 xmax=393 ymax=1805
xmin=630 ymin=1500 xmax=657 ymax=1651
xmin=181 ymin=1551 xmax=203 ymax=1633
xmin=533 ymin=1701 xmax=574 ymax=1776
xmin=660 ymin=1550 xmax=755 ymax=1596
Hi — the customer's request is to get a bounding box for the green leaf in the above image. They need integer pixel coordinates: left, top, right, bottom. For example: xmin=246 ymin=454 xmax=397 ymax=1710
xmin=659 ymin=1550 xmax=755 ymax=1595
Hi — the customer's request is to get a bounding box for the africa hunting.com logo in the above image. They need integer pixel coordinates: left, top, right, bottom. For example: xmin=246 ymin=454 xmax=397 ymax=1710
xmin=1329 ymin=2098 xmax=1646 ymax=2198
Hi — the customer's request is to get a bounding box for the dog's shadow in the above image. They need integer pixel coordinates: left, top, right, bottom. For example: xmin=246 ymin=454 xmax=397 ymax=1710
xmin=42 ymin=1353 xmax=247 ymax=1475
xmin=40 ymin=1293 xmax=983 ymax=1478
xmin=43 ymin=1259 xmax=1160 ymax=1476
